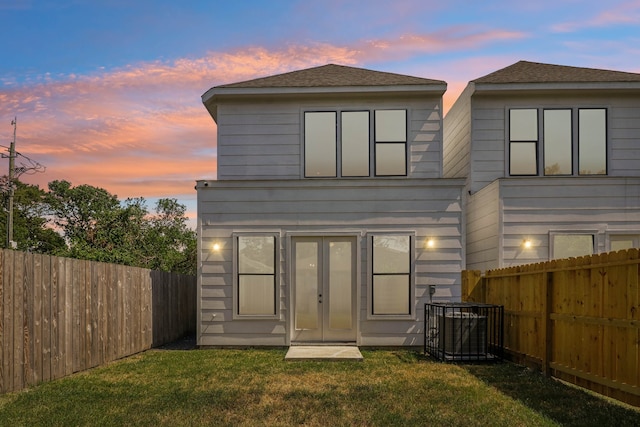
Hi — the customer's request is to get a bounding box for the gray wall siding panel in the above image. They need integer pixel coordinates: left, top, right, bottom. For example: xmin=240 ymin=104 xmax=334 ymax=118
xmin=466 ymin=181 xmax=500 ymax=271
xmin=443 ymin=85 xmax=473 ymax=179
xmin=499 ymin=177 xmax=640 ymax=268
xmin=468 ymin=94 xmax=640 ymax=193
xmin=197 ymin=179 xmax=464 ymax=347
xmin=216 ymin=98 xmax=444 ymax=180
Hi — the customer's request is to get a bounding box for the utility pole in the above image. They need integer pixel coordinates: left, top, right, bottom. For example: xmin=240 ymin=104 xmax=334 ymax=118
xmin=1 ymin=117 xmax=45 ymax=250
xmin=6 ymin=117 xmax=16 ymax=249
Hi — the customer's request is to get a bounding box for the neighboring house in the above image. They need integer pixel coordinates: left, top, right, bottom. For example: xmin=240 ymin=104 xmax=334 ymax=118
xmin=197 ymin=64 xmax=465 ymax=347
xmin=444 ymin=60 xmax=640 ymax=271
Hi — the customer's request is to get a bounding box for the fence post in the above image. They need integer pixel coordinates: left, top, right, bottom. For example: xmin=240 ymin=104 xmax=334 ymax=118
xmin=462 ymin=270 xmax=484 ymax=302
xmin=541 ymin=270 xmax=553 ymax=376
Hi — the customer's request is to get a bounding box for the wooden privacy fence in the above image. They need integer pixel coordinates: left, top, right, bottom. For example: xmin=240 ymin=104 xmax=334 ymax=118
xmin=462 ymin=248 xmax=640 ymax=407
xmin=0 ymin=249 xmax=196 ymax=395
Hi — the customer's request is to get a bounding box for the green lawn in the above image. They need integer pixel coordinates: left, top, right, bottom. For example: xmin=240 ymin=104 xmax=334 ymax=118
xmin=0 ymin=347 xmax=638 ymax=426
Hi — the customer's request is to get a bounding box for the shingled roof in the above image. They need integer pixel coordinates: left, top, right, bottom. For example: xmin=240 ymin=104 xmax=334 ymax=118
xmin=473 ymin=60 xmax=640 ymax=84
xmin=215 ymin=63 xmax=446 ymax=88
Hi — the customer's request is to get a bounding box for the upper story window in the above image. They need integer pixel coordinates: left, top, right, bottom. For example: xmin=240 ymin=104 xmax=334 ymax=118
xmin=304 ymin=109 xmax=407 ymax=178
xmin=509 ymin=108 xmax=607 ymax=176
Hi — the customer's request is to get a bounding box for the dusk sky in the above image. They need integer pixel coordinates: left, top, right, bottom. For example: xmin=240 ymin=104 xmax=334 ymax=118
xmin=1 ymin=1 xmax=639 ymax=227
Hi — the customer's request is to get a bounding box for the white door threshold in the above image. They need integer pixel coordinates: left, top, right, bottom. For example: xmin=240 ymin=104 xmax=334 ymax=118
xmin=285 ymin=345 xmax=363 ymax=361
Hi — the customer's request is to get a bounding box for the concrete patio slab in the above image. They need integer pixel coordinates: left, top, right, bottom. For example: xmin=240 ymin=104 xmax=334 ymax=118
xmin=285 ymin=346 xmax=363 ymax=361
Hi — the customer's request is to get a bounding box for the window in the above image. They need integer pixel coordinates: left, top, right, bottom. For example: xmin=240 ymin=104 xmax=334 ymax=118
xmin=237 ymin=235 xmax=276 ymax=316
xmin=509 ymin=109 xmax=538 ymax=175
xmin=341 ymin=111 xmax=370 ymax=176
xmin=375 ymin=110 xmax=407 ymax=176
xmin=372 ymin=235 xmax=411 ymax=315
xmin=544 ymin=109 xmax=572 ymax=175
xmin=579 ymin=109 xmax=607 ymax=175
xmin=304 ymin=109 xmax=406 ymax=178
xmin=551 ymin=233 xmax=594 ymax=260
xmin=609 ymin=235 xmax=640 ymax=251
xmin=509 ymin=108 xmax=607 ymax=176
xmin=304 ymin=112 xmax=336 ymax=177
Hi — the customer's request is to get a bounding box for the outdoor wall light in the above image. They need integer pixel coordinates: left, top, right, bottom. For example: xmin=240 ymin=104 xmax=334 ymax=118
xmin=425 ymin=238 xmax=435 ymax=249
xmin=522 ymin=239 xmax=532 ymax=249
xmin=212 ymin=242 xmax=221 ymax=252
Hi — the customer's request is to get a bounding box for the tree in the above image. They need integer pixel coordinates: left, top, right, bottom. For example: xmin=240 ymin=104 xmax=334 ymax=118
xmin=44 ymin=180 xmax=196 ymax=274
xmin=0 ymin=179 xmax=196 ymax=274
xmin=141 ymin=198 xmax=197 ymax=275
xmin=46 ymin=180 xmax=121 ymax=254
xmin=0 ymin=178 xmax=65 ymax=253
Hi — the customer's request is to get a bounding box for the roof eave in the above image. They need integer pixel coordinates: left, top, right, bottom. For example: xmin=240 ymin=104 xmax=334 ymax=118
xmin=473 ymin=81 xmax=640 ymax=93
xmin=204 ymin=83 xmax=445 ymax=99
xmin=202 ymin=84 xmax=446 ymax=122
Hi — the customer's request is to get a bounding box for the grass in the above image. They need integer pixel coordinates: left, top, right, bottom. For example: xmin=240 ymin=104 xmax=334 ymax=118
xmin=0 ymin=347 xmax=638 ymax=426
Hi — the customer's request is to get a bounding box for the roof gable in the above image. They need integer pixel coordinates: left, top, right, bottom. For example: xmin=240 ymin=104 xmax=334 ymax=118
xmin=473 ymin=60 xmax=640 ymax=84
xmin=215 ymin=63 xmax=446 ymax=89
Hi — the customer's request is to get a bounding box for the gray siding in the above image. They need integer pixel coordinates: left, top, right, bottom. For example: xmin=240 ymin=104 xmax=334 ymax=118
xmin=499 ymin=177 xmax=640 ymax=267
xmin=443 ymin=85 xmax=473 ymax=179
xmin=610 ymin=105 xmax=640 ymax=176
xmin=215 ymin=96 xmax=444 ymax=180
xmin=196 ymin=179 xmax=464 ymax=347
xmin=468 ymin=93 xmax=640 ymax=193
xmin=216 ymin=103 xmax=300 ymax=179
xmin=465 ymin=181 xmax=500 ymax=271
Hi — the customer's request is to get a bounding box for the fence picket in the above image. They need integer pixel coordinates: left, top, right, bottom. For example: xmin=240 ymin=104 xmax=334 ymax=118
xmin=0 ymin=250 xmax=195 ymax=395
xmin=462 ymin=248 xmax=640 ymax=407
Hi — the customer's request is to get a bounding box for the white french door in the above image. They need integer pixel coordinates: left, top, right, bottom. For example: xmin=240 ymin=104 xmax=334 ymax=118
xmin=292 ymin=236 xmax=357 ymax=343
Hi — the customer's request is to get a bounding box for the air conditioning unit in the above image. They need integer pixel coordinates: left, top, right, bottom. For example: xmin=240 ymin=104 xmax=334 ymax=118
xmin=438 ymin=312 xmax=487 ymax=356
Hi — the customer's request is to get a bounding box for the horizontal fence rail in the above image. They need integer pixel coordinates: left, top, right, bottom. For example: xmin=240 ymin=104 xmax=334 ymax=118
xmin=462 ymin=248 xmax=640 ymax=407
xmin=0 ymin=249 xmax=196 ymax=395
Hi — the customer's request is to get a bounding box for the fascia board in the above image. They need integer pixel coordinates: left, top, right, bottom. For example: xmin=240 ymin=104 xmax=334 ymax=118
xmin=474 ymin=82 xmax=640 ymax=93
xmin=202 ymin=84 xmax=446 ymax=101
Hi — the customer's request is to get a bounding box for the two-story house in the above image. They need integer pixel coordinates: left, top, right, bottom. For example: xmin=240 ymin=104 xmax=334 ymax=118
xmin=197 ymin=64 xmax=465 ymax=347
xmin=444 ymin=60 xmax=640 ymax=271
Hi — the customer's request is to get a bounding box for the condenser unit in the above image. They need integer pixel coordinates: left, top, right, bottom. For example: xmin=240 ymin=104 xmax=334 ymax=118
xmin=424 ymin=302 xmax=503 ymax=362
xmin=438 ymin=312 xmax=487 ymax=355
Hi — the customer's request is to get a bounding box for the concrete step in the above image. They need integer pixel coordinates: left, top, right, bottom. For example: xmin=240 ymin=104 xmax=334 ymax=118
xmin=285 ymin=346 xmax=363 ymax=361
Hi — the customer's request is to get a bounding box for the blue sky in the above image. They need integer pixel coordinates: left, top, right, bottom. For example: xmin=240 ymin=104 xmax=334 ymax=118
xmin=0 ymin=0 xmax=639 ymax=226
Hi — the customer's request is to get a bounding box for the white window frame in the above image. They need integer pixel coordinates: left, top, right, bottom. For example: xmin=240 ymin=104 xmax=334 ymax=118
xmin=232 ymin=232 xmax=280 ymax=320
xmin=549 ymin=231 xmax=596 ymax=260
xmin=367 ymin=232 xmax=415 ymax=320
xmin=607 ymin=233 xmax=640 ymax=252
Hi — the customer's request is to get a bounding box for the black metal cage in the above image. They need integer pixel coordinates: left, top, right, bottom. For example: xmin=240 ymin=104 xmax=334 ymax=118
xmin=424 ymin=302 xmax=504 ymax=362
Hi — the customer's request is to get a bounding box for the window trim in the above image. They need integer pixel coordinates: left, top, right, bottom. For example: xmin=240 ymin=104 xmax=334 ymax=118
xmin=232 ymin=232 xmax=280 ymax=320
xmin=606 ymin=232 xmax=640 ymax=252
xmin=549 ymin=231 xmax=597 ymax=260
xmin=367 ymin=232 xmax=415 ymax=320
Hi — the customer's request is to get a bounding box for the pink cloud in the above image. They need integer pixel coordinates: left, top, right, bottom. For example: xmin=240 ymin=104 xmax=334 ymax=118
xmin=0 ymin=27 xmax=530 ymax=215
xmin=354 ymin=27 xmax=526 ymax=61
xmin=552 ymin=1 xmax=640 ymax=32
